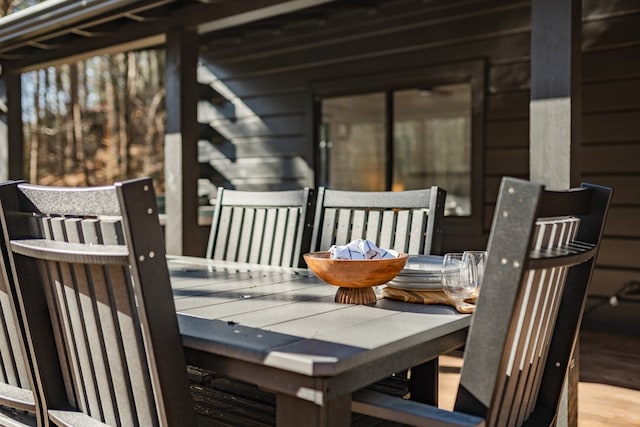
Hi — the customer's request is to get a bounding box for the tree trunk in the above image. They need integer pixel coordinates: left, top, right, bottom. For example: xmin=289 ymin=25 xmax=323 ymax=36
xmin=103 ymin=57 xmax=116 ymax=183
xmin=70 ymin=62 xmax=86 ymax=183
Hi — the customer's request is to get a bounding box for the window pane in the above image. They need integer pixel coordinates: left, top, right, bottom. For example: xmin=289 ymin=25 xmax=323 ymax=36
xmin=321 ymin=93 xmax=386 ymax=191
xmin=393 ymin=83 xmax=472 ymax=216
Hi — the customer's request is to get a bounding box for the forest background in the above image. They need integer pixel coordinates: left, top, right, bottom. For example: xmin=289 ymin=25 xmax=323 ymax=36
xmin=1 ymin=0 xmax=167 ymax=191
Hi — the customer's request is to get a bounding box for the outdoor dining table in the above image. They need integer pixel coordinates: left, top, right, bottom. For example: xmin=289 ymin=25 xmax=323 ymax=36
xmin=168 ymin=255 xmax=471 ymax=427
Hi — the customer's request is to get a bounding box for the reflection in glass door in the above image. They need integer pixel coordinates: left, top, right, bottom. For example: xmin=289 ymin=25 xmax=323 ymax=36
xmin=393 ymin=83 xmax=471 ymax=215
xmin=320 ymin=82 xmax=471 ymax=216
xmin=320 ymin=93 xmax=386 ymax=191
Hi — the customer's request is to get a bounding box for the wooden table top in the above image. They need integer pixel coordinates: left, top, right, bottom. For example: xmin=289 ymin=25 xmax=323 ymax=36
xmin=169 ymin=255 xmax=470 ymax=380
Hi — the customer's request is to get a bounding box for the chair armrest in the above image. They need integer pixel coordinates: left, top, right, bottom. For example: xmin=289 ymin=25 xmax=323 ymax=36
xmin=48 ymin=410 xmax=110 ymax=427
xmin=0 ymin=382 xmax=36 ymax=412
xmin=352 ymin=389 xmax=485 ymax=427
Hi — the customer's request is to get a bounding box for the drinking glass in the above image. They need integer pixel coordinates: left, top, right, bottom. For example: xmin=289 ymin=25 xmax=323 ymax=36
xmin=442 ymin=253 xmax=478 ymax=300
xmin=463 ymin=250 xmax=487 ymax=297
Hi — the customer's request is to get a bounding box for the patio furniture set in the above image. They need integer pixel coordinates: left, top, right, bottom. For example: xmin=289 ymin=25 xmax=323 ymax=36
xmin=0 ymin=176 xmax=610 ymax=426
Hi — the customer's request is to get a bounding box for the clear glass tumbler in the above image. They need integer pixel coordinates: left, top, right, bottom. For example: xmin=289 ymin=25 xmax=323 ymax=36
xmin=442 ymin=253 xmax=478 ymax=300
xmin=463 ymin=250 xmax=487 ymax=297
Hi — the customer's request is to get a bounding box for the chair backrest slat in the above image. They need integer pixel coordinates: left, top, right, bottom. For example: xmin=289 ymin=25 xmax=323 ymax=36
xmin=1 ymin=178 xmax=195 ymax=427
xmin=260 ymin=208 xmax=279 ymax=264
xmin=0 ymin=281 xmax=31 ymax=389
xmin=207 ymin=188 xmax=314 ymax=267
xmin=280 ymin=207 xmax=300 ymax=267
xmin=311 ymin=187 xmax=446 ymax=255
xmin=454 ymin=177 xmax=611 ymax=427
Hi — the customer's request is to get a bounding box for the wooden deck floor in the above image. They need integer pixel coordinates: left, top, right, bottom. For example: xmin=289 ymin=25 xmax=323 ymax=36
xmin=439 ymin=330 xmax=640 ymax=427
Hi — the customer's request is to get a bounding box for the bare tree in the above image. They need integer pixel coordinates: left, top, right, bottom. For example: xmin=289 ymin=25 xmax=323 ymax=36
xmin=22 ymin=48 xmax=167 ymax=190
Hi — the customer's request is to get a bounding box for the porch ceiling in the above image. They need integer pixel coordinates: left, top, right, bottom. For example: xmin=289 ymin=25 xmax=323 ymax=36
xmin=0 ymin=0 xmax=340 ymax=71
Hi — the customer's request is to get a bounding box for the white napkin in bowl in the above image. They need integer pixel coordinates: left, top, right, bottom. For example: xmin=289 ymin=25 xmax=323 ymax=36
xmin=329 ymin=239 xmax=399 ymax=260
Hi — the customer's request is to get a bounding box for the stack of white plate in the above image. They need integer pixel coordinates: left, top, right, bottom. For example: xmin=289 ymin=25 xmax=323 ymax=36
xmin=386 ymin=255 xmax=443 ymax=291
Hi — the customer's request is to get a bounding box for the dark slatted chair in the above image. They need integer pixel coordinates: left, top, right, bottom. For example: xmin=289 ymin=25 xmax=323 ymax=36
xmin=0 ymin=179 xmax=196 ymax=426
xmin=0 ymin=185 xmax=38 ymax=426
xmin=310 ymin=186 xmax=446 ymax=255
xmin=206 ymin=187 xmax=315 ymax=268
xmin=352 ymin=177 xmax=612 ymax=427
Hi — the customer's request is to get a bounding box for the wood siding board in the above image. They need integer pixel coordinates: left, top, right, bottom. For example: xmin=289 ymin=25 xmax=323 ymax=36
xmin=582 ymin=11 xmax=640 ymax=52
xmin=199 ymin=137 xmax=307 ymax=162
xmin=485 ymin=119 xmax=530 ymax=149
xmin=203 ymin=114 xmax=307 ymax=137
xmin=487 ymin=91 xmax=531 ymax=120
xmin=583 ymin=0 xmax=640 ymax=17
xmin=597 ymin=238 xmax=640 ymax=269
xmin=483 ymin=205 xmax=496 ymax=232
xmin=485 ymin=148 xmax=529 ymax=175
xmin=580 ymin=175 xmax=640 ymax=205
xmin=230 ymin=180 xmax=312 ymax=191
xmin=197 ymin=69 xmax=310 ymax=96
xmin=582 ymin=45 xmax=640 ymax=82
xmin=582 ymin=79 xmax=640 ymax=114
xmin=582 ymin=111 xmax=640 ymax=144
xmin=208 ymin=157 xmax=311 ymax=183
xmin=198 ymin=92 xmax=309 ymax=119
xmin=489 ymin=61 xmax=530 ymax=93
xmin=582 ymin=144 xmax=640 ymax=174
xmin=603 ymin=207 xmax=640 ymax=237
xmin=484 ymin=177 xmax=503 ymax=204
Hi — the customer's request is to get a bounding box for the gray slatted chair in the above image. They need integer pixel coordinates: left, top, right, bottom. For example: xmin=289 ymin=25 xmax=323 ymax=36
xmin=206 ymin=187 xmax=314 ymax=268
xmin=310 ymin=186 xmax=446 ymax=255
xmin=0 ymin=178 xmax=196 ymax=426
xmin=310 ymin=186 xmax=447 ymax=404
xmin=0 ymin=185 xmax=38 ymax=426
xmin=352 ymin=177 xmax=612 ymax=427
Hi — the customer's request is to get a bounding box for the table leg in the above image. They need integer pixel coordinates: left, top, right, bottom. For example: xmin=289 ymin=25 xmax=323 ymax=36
xmin=276 ymin=393 xmax=351 ymax=427
xmin=408 ymin=358 xmax=439 ymax=405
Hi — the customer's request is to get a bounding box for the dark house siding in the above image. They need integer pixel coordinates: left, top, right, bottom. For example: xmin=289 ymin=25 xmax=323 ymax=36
xmin=197 ymin=0 xmax=640 ymax=305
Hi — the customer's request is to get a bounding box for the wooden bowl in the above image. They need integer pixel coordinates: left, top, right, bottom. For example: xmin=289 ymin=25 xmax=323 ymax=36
xmin=303 ymin=251 xmax=408 ymax=289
